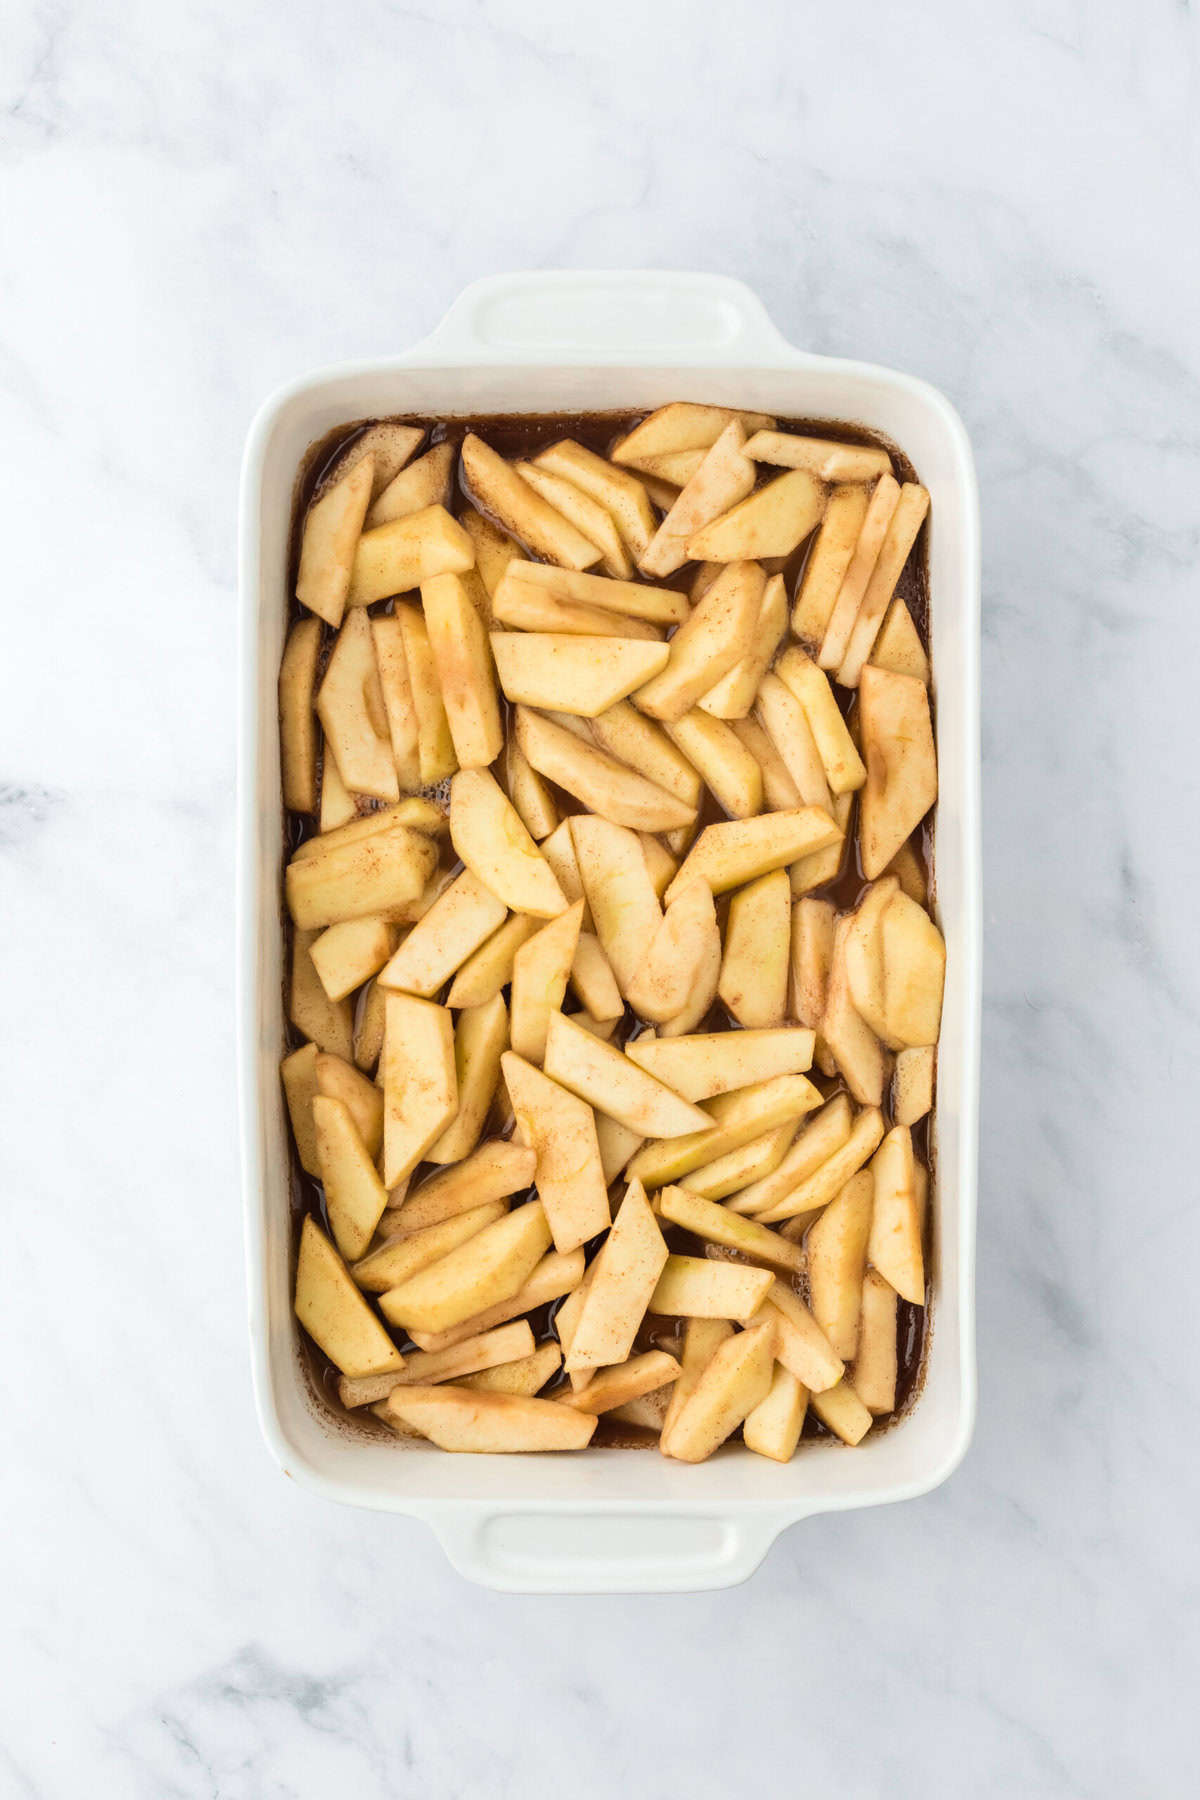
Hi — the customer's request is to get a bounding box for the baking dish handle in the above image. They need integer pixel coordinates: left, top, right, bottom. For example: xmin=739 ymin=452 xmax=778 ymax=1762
xmin=432 ymin=1506 xmax=796 ymax=1594
xmin=411 ymin=270 xmax=793 ymax=365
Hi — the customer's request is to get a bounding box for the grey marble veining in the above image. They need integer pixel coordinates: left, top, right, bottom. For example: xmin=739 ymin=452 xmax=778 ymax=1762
xmin=2 ymin=1 xmax=1198 ymax=1795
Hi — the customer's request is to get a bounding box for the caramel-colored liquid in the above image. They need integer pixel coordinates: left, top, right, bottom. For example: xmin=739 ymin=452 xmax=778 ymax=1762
xmin=284 ymin=410 xmax=932 ymax=1446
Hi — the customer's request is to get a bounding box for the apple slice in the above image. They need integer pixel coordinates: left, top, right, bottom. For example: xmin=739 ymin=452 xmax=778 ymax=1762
xmin=852 ymin=1270 xmax=899 ymax=1413
xmin=790 ymin=896 xmax=835 ymax=1032
xmin=532 ymin=440 xmax=658 ymax=559
xmin=316 ymin=608 xmax=399 ymax=802
xmin=449 ymin=767 xmax=567 ymax=919
xmin=726 ymin=1094 xmax=852 ymax=1219
xmin=492 ymin=574 xmax=663 ymax=640
xmin=501 ymin=1053 xmax=610 ymax=1253
xmin=516 ymin=707 xmax=696 ymax=834
xmin=504 ymin=737 xmax=559 ymax=843
xmin=807 ymin=1169 xmax=874 ymax=1359
xmin=294 ymin=1216 xmax=403 ymax=1377
xmin=296 ymin=453 xmax=375 ymax=627
xmin=461 ymin=433 xmax=601 ymax=569
xmin=569 ymin=814 xmax=663 ymax=995
xmin=352 ymin=1199 xmax=508 ymax=1293
xmin=515 ymin=460 xmax=632 ymax=578
xmin=664 ymin=710 xmax=762 ymax=819
xmin=422 ymin=571 xmax=504 ymax=770
xmin=858 ymin=665 xmax=937 ymax=879
xmin=753 ymin=1105 xmax=884 ymax=1225
xmin=292 ymin=796 xmax=446 ymax=859
xmin=366 ymin=441 xmax=455 ymax=529
xmin=377 ymin=868 xmax=507 ymax=999
xmin=318 ymin=748 xmax=358 ymax=832
xmin=678 ymin=1122 xmax=797 ymax=1202
xmin=743 ymin=430 xmax=891 ymax=482
xmin=879 ymin=889 xmax=946 ymax=1048
xmin=818 ymin=475 xmax=900 ymax=670
xmin=324 ymin=423 xmax=423 ymax=500
xmin=463 ymin=1340 xmax=564 ymax=1397
xmin=570 ymin=930 xmax=624 ymax=1023
xmin=613 ymin=403 xmax=774 ymax=464
xmin=867 ymin=1125 xmax=923 ymax=1305
xmin=367 ymin=615 xmax=422 ymax=792
xmin=664 ymin=807 xmax=841 ymax=904
xmin=561 ymin=1351 xmax=682 ymax=1414
xmin=288 ymin=928 xmax=353 ymax=1055
xmin=426 ymin=993 xmax=509 ymax=1164
xmin=393 ymin=601 xmax=458 ymax=784
xmin=686 ymin=469 xmax=826 ymax=562
xmin=743 ymin=1364 xmax=808 ymax=1463
xmin=445 ymin=914 xmax=540 ymax=1009
xmin=460 ymin=506 xmax=521 ymax=607
xmin=491 ymin=632 xmax=670 ymax=716
xmin=308 ymin=915 xmax=397 ymax=1001
xmin=406 ymin=1247 xmax=585 ymax=1353
xmin=791 ymin=482 xmax=871 ymax=647
xmin=279 ymin=618 xmax=322 ymax=812
xmin=564 ymin=1180 xmax=669 ymax=1372
xmin=352 ymin=1320 xmax=536 ymax=1401
xmin=543 ymin=1011 xmax=711 ymax=1137
xmin=775 ymin=647 xmax=866 ymax=794
xmin=836 ymin=483 xmax=931 ymax=688
xmin=639 ymin=421 xmax=756 ymax=576
xmin=394 ymin=1139 xmax=535 ymax=1233
xmin=387 ymin=1384 xmax=596 ymax=1452
xmin=718 ymin=870 xmax=791 ymax=1029
xmin=625 ymin=879 xmax=718 ymax=1024
xmin=893 ymin=1044 xmax=934 ymax=1126
xmin=822 ymin=915 xmax=887 ymax=1106
xmin=380 ymin=993 xmax=458 ymax=1187
xmin=755 ymin=1280 xmax=843 ymax=1393
xmin=650 ymin=1255 xmax=774 ymax=1322
xmin=508 ymin=560 xmax=688 ymax=626
xmin=697 ymin=571 xmax=788 ymax=721
xmin=809 ymin=1379 xmax=873 ymax=1445
xmin=347 ymin=504 xmax=474 ymax=608
xmin=660 ymin=1319 xmax=775 ymax=1462
xmin=280 ymin=1042 xmax=321 ymax=1177
xmin=314 ymin=1051 xmax=383 ymax=1158
xmin=590 ymin=702 xmax=703 ymax=809
xmin=755 ymin=673 xmax=833 ymax=813
xmin=657 ymin=904 xmax=723 ymax=1038
xmin=869 ymin=595 xmax=929 ymax=685
xmin=658 ymin=1186 xmax=806 ymax=1278
xmin=353 ymin=978 xmax=386 ymax=1072
xmin=379 ymin=1199 xmax=552 ymax=1333
xmin=628 ymin=1073 xmax=822 ymax=1191
xmin=729 ymin=714 xmax=801 ymax=812
xmin=634 ymin=560 xmax=763 ymax=722
xmin=626 ymin=1027 xmax=813 ymax=1102
xmin=286 ymin=821 xmax=437 ymax=931
xmin=660 ymin=1317 xmax=733 ymax=1440
xmin=510 ymin=902 xmax=585 ymax=1065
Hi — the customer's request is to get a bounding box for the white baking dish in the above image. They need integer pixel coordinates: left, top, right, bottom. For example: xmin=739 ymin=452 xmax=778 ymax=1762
xmin=237 ymin=270 xmax=980 ymax=1594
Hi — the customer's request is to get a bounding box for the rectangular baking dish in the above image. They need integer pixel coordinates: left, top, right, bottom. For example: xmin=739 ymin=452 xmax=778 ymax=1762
xmin=237 ymin=270 xmax=980 ymax=1594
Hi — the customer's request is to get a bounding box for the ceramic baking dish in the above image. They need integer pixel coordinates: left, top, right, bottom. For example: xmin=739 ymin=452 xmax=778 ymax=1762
xmin=237 ymin=270 xmax=980 ymax=1594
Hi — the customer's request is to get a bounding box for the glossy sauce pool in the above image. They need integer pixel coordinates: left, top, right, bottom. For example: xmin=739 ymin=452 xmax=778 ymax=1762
xmin=284 ymin=410 xmax=933 ymax=1446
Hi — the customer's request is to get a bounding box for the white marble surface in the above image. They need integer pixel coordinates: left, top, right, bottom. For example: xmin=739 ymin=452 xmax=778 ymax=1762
xmin=3 ymin=0 xmax=1198 ymax=1793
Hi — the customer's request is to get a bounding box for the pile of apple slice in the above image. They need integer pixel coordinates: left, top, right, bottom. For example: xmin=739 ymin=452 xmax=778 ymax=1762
xmin=278 ymin=401 xmax=942 ymax=1459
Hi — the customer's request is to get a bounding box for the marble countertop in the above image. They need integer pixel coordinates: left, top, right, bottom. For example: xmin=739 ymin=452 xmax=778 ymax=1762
xmin=4 ymin=1 xmax=1198 ymax=1794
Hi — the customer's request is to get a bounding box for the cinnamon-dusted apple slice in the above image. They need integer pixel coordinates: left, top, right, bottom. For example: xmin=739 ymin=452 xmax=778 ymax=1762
xmin=538 ymin=819 xmax=591 ymax=923
xmin=858 ymin=664 xmax=937 ymax=879
xmin=543 ymin=1011 xmax=711 ymax=1138
xmin=380 ymin=993 xmax=458 ymax=1188
xmin=386 ymin=1384 xmax=596 ymax=1452
xmin=639 ymin=421 xmax=756 ymax=577
xmin=755 ymin=673 xmax=834 ymax=814
xmin=393 ymin=1139 xmax=536 ymax=1234
xmin=590 ymin=702 xmax=703 ymax=810
xmin=697 ymin=572 xmax=788 ymax=720
xmin=664 ymin=711 xmax=762 ymax=820
xmin=852 ymin=1270 xmax=899 ymax=1413
xmin=678 ymin=1122 xmax=796 ymax=1202
xmin=634 ymin=560 xmax=763 ymax=721
xmin=686 ymin=469 xmax=826 ymax=562
xmin=660 ymin=1319 xmax=775 ymax=1463
xmin=515 ymin=460 xmax=633 ymax=578
xmin=790 ymin=897 xmax=836 ymax=1033
xmin=649 ymin=1256 xmax=774 ymax=1323
xmin=867 ymin=1125 xmax=924 ymax=1305
xmin=625 ymin=449 xmax=704 ymax=487
xmin=627 ymin=1073 xmax=822 ymax=1191
xmin=808 ymin=1379 xmax=874 ymax=1445
xmin=729 ymin=715 xmax=801 ymax=812
xmin=507 ymin=559 xmax=688 ymax=626
xmin=569 ymin=931 xmax=624 ymax=1023
xmin=288 ymin=929 xmax=354 ymax=1055
xmin=821 ymin=915 xmax=887 ymax=1107
xmin=502 ymin=1053 xmax=610 ymax=1253
xmin=377 ymin=868 xmax=507 ymax=999
xmin=753 ymin=1279 xmax=843 ymax=1393
xmin=285 ymin=819 xmax=437 ymax=930
xmin=280 ymin=1043 xmax=322 ymax=1177
xmin=366 ymin=441 xmax=455 ymax=528
xmin=379 ymin=1199 xmax=552 ymax=1333
xmin=836 ymin=483 xmax=931 ymax=688
xmin=292 ymin=795 xmax=446 ymax=858
xmin=868 ymin=596 xmax=929 ymax=685
xmin=657 ymin=904 xmax=723 ymax=1038
xmin=664 ymin=807 xmax=841 ymax=904
xmin=789 ymin=788 xmax=852 ymax=897
xmin=279 ymin=618 xmax=322 ymax=811
xmin=568 ymin=813 xmax=661 ymax=996
xmin=661 ymin=1317 xmax=733 ymax=1440
xmin=422 ymin=571 xmax=504 ymax=770
xmin=564 ymin=1179 xmax=668 ymax=1373
xmin=743 ymin=1364 xmax=808 ymax=1463
xmin=338 ymin=1321 xmax=535 ymax=1406
xmin=294 ymin=1217 xmax=404 ymax=1378
xmin=504 ymin=737 xmax=559 ymax=842
xmin=625 ymin=879 xmax=718 ymax=1024
xmin=807 ymin=1169 xmax=874 ymax=1359
xmin=368 ymin=615 xmax=422 ymax=791
xmin=491 ymin=633 xmax=670 ymax=716
xmin=532 ymin=440 xmax=658 ymax=559
xmin=461 ymin=433 xmax=602 ymax=569
xmin=718 ymin=870 xmax=791 ymax=1029
xmin=613 ymin=402 xmax=774 ymax=465
xmin=892 ymin=1044 xmax=934 ymax=1126
xmin=462 ymin=1339 xmax=564 ymax=1397
xmin=510 ymin=902 xmax=584 ymax=1066
xmin=308 ymin=915 xmax=397 ymax=1002
xmin=353 ymin=978 xmax=386 ymax=1073
xmin=295 ymin=453 xmax=375 ymax=626
xmin=561 ymin=1351 xmax=682 ymax=1414
xmin=393 ymin=601 xmax=458 ymax=784
xmin=450 ymin=768 xmax=568 ymax=919
xmin=323 ymin=423 xmax=423 ymax=500
xmin=774 ymin=647 xmax=866 ymax=794
xmin=352 ymin=1199 xmax=508 ymax=1293
xmin=791 ymin=482 xmax=871 ymax=647
xmin=492 ymin=575 xmax=663 ymax=640
xmin=743 ymin=431 xmax=891 ymax=482
xmin=818 ymin=475 xmax=900 ymax=670
xmin=516 ymin=707 xmax=696 ymax=834
xmin=346 ymin=504 xmax=474 ymax=608
xmin=656 ymin=1187 xmax=806 ymax=1278
xmin=316 ymin=608 xmax=399 ymax=802
xmin=460 ymin=506 xmax=521 ymax=608
xmin=626 ymin=1027 xmax=814 ymax=1102
xmin=752 ymin=1105 xmax=884 ymax=1225
xmin=405 ymin=1247 xmax=584 ymax=1354
xmin=426 ymin=993 xmax=509 ymax=1164
xmin=445 ymin=914 xmax=540 ymax=1009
